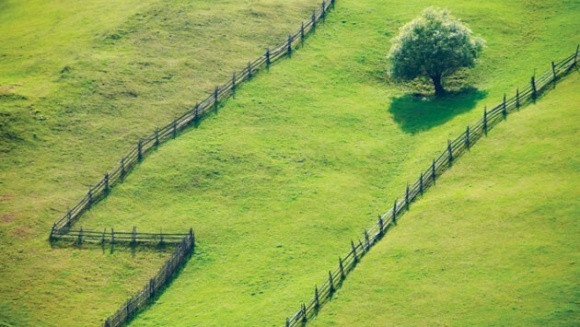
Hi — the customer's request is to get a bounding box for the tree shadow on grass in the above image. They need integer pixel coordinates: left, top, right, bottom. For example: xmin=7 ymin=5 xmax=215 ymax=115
xmin=388 ymin=87 xmax=487 ymax=134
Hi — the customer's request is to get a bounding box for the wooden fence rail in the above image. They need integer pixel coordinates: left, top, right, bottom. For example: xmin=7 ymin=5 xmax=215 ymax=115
xmin=49 ymin=0 xmax=336 ymax=238
xmin=284 ymin=47 xmax=578 ymax=326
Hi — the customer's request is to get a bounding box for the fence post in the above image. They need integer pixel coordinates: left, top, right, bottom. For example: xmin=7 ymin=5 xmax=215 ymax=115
xmin=101 ymin=228 xmax=106 ymax=244
xmin=531 ymin=76 xmax=537 ymax=100
xmin=392 ymin=200 xmax=397 ymax=223
xmin=104 ymin=173 xmax=110 ymax=194
xmin=364 ymin=230 xmax=370 ymax=250
xmin=138 ymin=139 xmax=143 ymax=162
xmin=314 ymin=285 xmax=320 ymax=309
xmin=465 ymin=126 xmax=470 ymax=150
xmin=339 ymin=257 xmax=345 ymax=279
xmin=321 ymin=1 xmax=326 ymax=22
xmin=432 ymin=159 xmax=436 ymax=184
xmin=483 ymin=107 xmax=488 ymax=135
xmin=49 ymin=223 xmax=56 ymax=241
xmin=149 ymin=278 xmax=155 ymax=298
xmin=247 ymin=62 xmax=252 ymax=79
xmin=159 ymin=230 xmax=164 ymax=245
xmin=286 ymin=317 xmax=290 ymax=327
xmin=502 ymin=94 xmax=507 ymax=118
xmin=67 ymin=209 xmax=72 ymax=227
xmin=378 ymin=215 xmax=384 ymax=235
xmin=155 ymin=128 xmax=159 ymax=146
xmin=265 ymin=48 xmax=271 ymax=68
xmin=301 ymin=303 xmax=307 ymax=323
xmin=351 ymin=240 xmax=358 ymax=264
xmin=214 ymin=87 xmax=219 ymax=111
xmin=328 ymin=271 xmax=335 ymax=294
xmin=87 ymin=187 xmax=93 ymax=208
xmin=516 ymin=89 xmax=520 ymax=108
xmin=78 ymin=226 xmax=83 ymax=245
xmin=232 ymin=72 xmax=236 ymax=92
xmin=447 ymin=139 xmax=453 ymax=163
xmin=111 ymin=228 xmax=115 ymax=245
xmin=312 ymin=10 xmax=317 ymax=29
xmin=194 ymin=103 xmax=200 ymax=122
xmin=551 ymin=61 xmax=557 ymax=84
xmin=121 ymin=158 xmax=126 ymax=179
xmin=287 ymin=35 xmax=293 ymax=56
xmin=301 ymin=22 xmax=305 ymax=43
xmin=173 ymin=120 xmax=177 ymax=139
xmin=575 ymin=44 xmax=579 ymax=66
xmin=419 ymin=173 xmax=424 ymax=195
xmin=131 ymin=226 xmax=137 ymax=246
xmin=405 ymin=184 xmax=410 ymax=210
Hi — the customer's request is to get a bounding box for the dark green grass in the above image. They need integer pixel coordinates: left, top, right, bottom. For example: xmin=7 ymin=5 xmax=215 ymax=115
xmin=311 ymin=72 xmax=579 ymax=326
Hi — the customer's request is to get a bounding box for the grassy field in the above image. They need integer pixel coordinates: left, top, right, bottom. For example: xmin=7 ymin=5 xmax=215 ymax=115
xmin=58 ymin=0 xmax=580 ymax=326
xmin=0 ymin=0 xmax=320 ymax=325
xmin=311 ymin=72 xmax=580 ymax=326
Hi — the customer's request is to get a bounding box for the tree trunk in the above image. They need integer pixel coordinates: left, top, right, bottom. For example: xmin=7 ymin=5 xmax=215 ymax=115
xmin=431 ymin=75 xmax=445 ymax=96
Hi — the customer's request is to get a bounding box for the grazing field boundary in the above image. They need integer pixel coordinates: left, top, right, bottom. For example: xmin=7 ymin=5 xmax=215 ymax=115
xmin=46 ymin=2 xmax=338 ymax=326
xmin=48 ymin=0 xmax=336 ymax=238
xmin=284 ymin=47 xmax=579 ymax=326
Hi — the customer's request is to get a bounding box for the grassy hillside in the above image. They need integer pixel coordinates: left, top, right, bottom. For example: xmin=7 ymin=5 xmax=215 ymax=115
xmin=63 ymin=0 xmax=579 ymax=326
xmin=311 ymin=72 xmax=579 ymax=326
xmin=0 ymin=0 xmax=320 ymax=325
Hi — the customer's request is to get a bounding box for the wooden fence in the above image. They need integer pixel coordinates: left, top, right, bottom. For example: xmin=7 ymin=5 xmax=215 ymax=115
xmin=284 ymin=48 xmax=579 ymax=326
xmin=48 ymin=0 xmax=336 ymax=239
xmin=103 ymin=231 xmax=195 ymax=327
xmin=50 ymin=226 xmax=190 ymax=245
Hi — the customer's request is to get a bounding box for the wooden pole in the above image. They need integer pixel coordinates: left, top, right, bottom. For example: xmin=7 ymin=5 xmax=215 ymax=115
xmin=232 ymin=72 xmax=236 ymax=91
xmin=321 ymin=1 xmax=326 ymax=22
xmin=314 ymin=285 xmax=320 ymax=309
xmin=419 ymin=173 xmax=424 ymax=195
xmin=575 ymin=44 xmax=579 ymax=66
xmin=194 ymin=103 xmax=200 ymax=122
xmin=392 ymin=200 xmax=397 ymax=223
xmin=265 ymin=48 xmax=270 ymax=68
xmin=531 ymin=76 xmax=537 ymax=99
xmin=432 ymin=159 xmax=436 ymax=183
xmin=502 ymin=94 xmax=507 ymax=118
xmin=101 ymin=228 xmax=106 ymax=244
xmin=483 ymin=107 xmax=488 ymax=134
xmin=247 ymin=62 xmax=252 ymax=79
xmin=104 ymin=173 xmax=110 ymax=194
xmin=173 ymin=120 xmax=177 ymax=139
xmin=516 ymin=89 xmax=520 ymax=108
xmin=131 ymin=226 xmax=137 ymax=246
xmin=87 ymin=187 xmax=93 ymax=208
xmin=301 ymin=22 xmax=305 ymax=43
xmin=551 ymin=61 xmax=557 ymax=83
xmin=67 ymin=209 xmax=72 ymax=227
xmin=287 ymin=35 xmax=293 ymax=56
xmin=78 ymin=226 xmax=83 ymax=245
xmin=155 ymin=128 xmax=159 ymax=146
xmin=339 ymin=257 xmax=345 ymax=279
xmin=405 ymin=184 xmax=410 ymax=210
xmin=138 ymin=139 xmax=143 ymax=162
xmin=378 ymin=215 xmax=384 ymax=235
xmin=301 ymin=303 xmax=307 ymax=323
xmin=351 ymin=240 xmax=358 ymax=263
xmin=214 ymin=87 xmax=219 ymax=111
xmin=364 ymin=230 xmax=370 ymax=250
xmin=111 ymin=228 xmax=115 ymax=244
xmin=312 ymin=10 xmax=316 ymax=29
xmin=465 ymin=126 xmax=470 ymax=149
xmin=328 ymin=271 xmax=335 ymax=294
xmin=447 ymin=139 xmax=453 ymax=163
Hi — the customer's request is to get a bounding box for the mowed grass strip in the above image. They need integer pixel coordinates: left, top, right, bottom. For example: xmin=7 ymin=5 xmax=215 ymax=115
xmin=0 ymin=0 xmax=320 ymax=325
xmin=311 ymin=73 xmax=579 ymax=327
xmin=73 ymin=0 xmax=579 ymax=326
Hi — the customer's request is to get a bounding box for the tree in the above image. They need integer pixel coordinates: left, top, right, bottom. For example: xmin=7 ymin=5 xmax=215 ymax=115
xmin=388 ymin=7 xmax=485 ymax=96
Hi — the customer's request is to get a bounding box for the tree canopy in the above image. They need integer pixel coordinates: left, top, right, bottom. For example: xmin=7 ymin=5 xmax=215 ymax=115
xmin=388 ymin=7 xmax=485 ymax=95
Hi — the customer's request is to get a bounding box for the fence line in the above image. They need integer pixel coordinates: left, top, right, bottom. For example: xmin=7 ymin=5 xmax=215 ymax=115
xmin=284 ymin=47 xmax=579 ymax=326
xmin=49 ymin=0 xmax=337 ymax=238
xmin=103 ymin=231 xmax=195 ymax=327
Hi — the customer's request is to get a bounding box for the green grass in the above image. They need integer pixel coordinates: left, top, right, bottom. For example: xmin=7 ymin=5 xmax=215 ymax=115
xmin=311 ymin=72 xmax=580 ymax=326
xmin=60 ymin=0 xmax=577 ymax=326
xmin=1 ymin=0 xmax=577 ymax=326
xmin=0 ymin=0 xmax=320 ymax=325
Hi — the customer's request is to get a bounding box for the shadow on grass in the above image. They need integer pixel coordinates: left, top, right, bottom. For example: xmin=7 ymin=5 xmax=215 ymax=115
xmin=388 ymin=87 xmax=487 ymax=134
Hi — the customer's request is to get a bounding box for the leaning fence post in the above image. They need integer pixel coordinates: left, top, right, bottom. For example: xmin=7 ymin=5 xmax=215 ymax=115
xmin=574 ymin=44 xmax=579 ymax=66
xmin=551 ymin=61 xmax=557 ymax=83
xmin=121 ymin=158 xmax=126 ymax=179
xmin=321 ymin=1 xmax=326 ymax=22
xmin=351 ymin=240 xmax=358 ymax=263
xmin=392 ymin=200 xmax=397 ymax=223
xmin=194 ymin=103 xmax=200 ymax=122
xmin=287 ymin=35 xmax=293 ymax=56
xmin=301 ymin=303 xmax=307 ymax=323
xmin=328 ymin=271 xmax=335 ymax=294
xmin=301 ymin=22 xmax=305 ymax=43
xmin=214 ymin=87 xmax=219 ymax=111
xmin=419 ymin=173 xmax=424 ymax=195
xmin=465 ymin=126 xmax=471 ymax=149
xmin=138 ymin=139 xmax=143 ymax=162
xmin=232 ymin=72 xmax=237 ymax=92
xmin=265 ymin=48 xmax=271 ymax=68
xmin=312 ymin=10 xmax=317 ymax=29
xmin=378 ymin=215 xmax=384 ymax=236
xmin=531 ymin=76 xmax=537 ymax=100
xmin=364 ymin=230 xmax=370 ymax=250
xmin=516 ymin=88 xmax=520 ymax=108
xmin=483 ymin=107 xmax=488 ymax=135
xmin=67 ymin=209 xmax=72 ymax=227
xmin=247 ymin=62 xmax=252 ymax=79
xmin=339 ymin=257 xmax=345 ymax=279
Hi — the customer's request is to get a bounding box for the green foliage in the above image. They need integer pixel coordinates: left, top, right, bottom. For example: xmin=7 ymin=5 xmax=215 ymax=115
xmin=389 ymin=7 xmax=485 ymax=95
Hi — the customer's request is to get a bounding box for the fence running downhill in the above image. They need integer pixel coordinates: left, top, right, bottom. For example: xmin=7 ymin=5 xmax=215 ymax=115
xmin=284 ymin=48 xmax=579 ymax=326
xmin=47 ymin=1 xmax=337 ymax=327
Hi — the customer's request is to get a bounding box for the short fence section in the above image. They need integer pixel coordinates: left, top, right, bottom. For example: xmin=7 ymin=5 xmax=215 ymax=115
xmin=284 ymin=48 xmax=578 ymax=326
xmin=104 ymin=232 xmax=195 ymax=327
xmin=50 ymin=226 xmax=190 ymax=245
